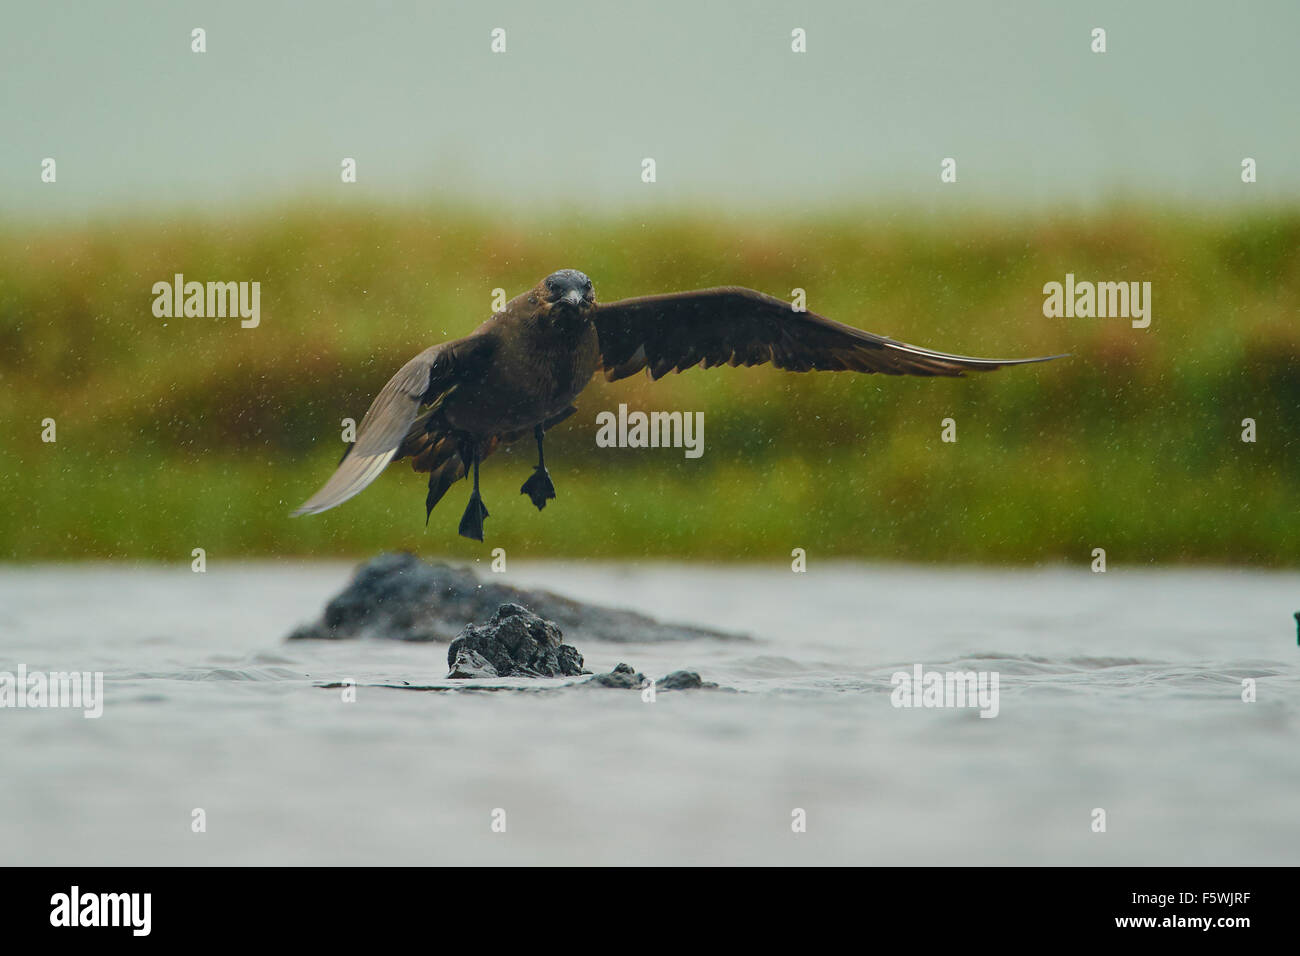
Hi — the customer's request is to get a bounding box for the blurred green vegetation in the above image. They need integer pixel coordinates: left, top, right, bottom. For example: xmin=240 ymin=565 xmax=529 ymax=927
xmin=1 ymin=202 xmax=1297 ymax=564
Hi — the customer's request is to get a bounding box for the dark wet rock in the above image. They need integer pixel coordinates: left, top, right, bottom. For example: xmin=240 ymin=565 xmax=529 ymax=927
xmin=446 ymin=604 xmax=587 ymax=679
xmin=287 ymin=551 xmax=747 ymax=644
xmin=445 ymin=648 xmax=498 ymax=680
xmin=586 ymin=663 xmax=647 ymax=689
xmin=583 ymin=664 xmax=717 ymax=691
xmin=655 ymin=670 xmax=717 ymax=691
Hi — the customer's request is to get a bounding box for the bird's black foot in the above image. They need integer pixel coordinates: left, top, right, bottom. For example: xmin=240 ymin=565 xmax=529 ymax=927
xmin=520 ymin=466 xmax=557 ymax=511
xmin=457 ymin=492 xmax=490 ymax=541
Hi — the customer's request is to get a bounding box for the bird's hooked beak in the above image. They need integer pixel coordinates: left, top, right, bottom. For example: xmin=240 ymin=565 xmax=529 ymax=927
xmin=560 ymin=288 xmax=585 ymax=308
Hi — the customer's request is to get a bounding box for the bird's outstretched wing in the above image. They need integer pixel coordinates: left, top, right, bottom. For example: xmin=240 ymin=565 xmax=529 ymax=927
xmin=593 ymin=287 xmax=1066 ymax=381
xmin=292 ymin=337 xmax=494 ymax=516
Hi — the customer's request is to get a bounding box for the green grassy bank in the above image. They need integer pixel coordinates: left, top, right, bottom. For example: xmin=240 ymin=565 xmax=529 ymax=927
xmin=2 ymin=203 xmax=1296 ymax=563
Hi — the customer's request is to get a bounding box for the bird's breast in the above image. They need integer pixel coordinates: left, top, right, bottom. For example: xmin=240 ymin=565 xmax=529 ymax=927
xmin=444 ymin=320 xmax=599 ymax=436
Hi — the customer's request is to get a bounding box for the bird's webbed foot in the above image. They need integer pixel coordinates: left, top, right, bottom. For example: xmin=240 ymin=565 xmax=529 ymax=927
xmin=520 ymin=466 xmax=557 ymax=511
xmin=457 ymin=492 xmax=490 ymax=541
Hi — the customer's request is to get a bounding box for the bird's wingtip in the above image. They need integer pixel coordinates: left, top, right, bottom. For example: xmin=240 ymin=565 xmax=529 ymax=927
xmin=290 ymin=498 xmax=326 ymax=518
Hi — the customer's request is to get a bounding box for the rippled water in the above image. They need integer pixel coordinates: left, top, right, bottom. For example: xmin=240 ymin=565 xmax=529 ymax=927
xmin=2 ymin=562 xmax=1297 ymax=865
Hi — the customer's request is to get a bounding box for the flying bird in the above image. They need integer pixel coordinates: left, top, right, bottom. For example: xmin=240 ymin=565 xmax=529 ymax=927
xmin=293 ymin=269 xmax=1064 ymax=540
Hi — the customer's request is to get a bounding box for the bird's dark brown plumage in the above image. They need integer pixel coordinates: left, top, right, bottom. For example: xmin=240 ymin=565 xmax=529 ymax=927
xmin=293 ymin=270 xmax=1065 ymax=536
xmin=594 ymin=287 xmax=1056 ymax=379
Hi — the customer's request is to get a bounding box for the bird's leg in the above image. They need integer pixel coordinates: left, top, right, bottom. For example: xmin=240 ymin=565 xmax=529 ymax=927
xmin=457 ymin=445 xmax=490 ymax=541
xmin=520 ymin=423 xmax=557 ymax=511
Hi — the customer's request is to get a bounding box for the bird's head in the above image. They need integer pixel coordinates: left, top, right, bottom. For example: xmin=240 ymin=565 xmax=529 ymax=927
xmin=534 ymin=269 xmax=595 ymax=324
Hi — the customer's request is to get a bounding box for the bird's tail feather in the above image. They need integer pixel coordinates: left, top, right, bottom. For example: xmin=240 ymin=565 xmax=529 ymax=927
xmin=405 ymin=426 xmax=503 ymax=523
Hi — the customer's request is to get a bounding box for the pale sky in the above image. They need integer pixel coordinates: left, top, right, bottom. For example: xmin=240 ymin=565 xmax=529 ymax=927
xmin=3 ymin=0 xmax=1296 ymax=221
